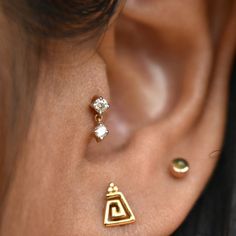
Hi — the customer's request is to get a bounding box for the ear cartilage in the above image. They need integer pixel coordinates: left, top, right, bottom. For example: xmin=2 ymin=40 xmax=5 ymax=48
xmin=91 ymin=96 xmax=110 ymax=142
xmin=170 ymin=158 xmax=190 ymax=178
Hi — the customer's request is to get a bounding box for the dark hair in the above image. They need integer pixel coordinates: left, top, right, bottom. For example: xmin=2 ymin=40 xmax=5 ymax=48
xmin=2 ymin=0 xmax=120 ymax=39
xmin=173 ymin=62 xmax=236 ymax=236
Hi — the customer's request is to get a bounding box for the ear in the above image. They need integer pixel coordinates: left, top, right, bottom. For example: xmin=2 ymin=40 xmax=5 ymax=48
xmin=86 ymin=0 xmax=236 ymax=234
xmin=1 ymin=1 xmax=235 ymax=236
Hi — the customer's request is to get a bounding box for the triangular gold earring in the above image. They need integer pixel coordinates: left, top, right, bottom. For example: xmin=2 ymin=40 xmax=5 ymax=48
xmin=104 ymin=183 xmax=136 ymax=227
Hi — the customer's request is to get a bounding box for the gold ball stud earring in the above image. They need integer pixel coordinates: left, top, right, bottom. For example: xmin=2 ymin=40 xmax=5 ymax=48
xmin=170 ymin=158 xmax=190 ymax=178
xmin=91 ymin=96 xmax=110 ymax=142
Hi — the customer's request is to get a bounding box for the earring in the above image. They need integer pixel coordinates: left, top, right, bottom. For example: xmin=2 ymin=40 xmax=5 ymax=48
xmin=170 ymin=158 xmax=190 ymax=178
xmin=91 ymin=96 xmax=110 ymax=142
xmin=104 ymin=183 xmax=136 ymax=227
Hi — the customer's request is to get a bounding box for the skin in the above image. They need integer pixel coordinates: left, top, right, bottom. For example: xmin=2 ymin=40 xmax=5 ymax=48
xmin=0 ymin=0 xmax=236 ymax=235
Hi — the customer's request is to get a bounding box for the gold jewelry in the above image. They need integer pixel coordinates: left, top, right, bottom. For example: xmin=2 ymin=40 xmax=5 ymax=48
xmin=170 ymin=158 xmax=190 ymax=178
xmin=91 ymin=96 xmax=110 ymax=142
xmin=104 ymin=183 xmax=136 ymax=227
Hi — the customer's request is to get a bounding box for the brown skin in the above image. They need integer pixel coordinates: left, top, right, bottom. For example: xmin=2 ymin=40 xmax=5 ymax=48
xmin=0 ymin=0 xmax=236 ymax=235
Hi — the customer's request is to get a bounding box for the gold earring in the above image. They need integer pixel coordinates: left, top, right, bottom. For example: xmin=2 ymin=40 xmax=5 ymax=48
xmin=170 ymin=158 xmax=190 ymax=178
xmin=104 ymin=183 xmax=136 ymax=227
xmin=91 ymin=96 xmax=110 ymax=142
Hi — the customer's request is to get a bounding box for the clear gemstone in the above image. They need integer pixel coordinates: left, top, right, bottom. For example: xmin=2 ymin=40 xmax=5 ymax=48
xmin=92 ymin=97 xmax=109 ymax=114
xmin=94 ymin=123 xmax=109 ymax=141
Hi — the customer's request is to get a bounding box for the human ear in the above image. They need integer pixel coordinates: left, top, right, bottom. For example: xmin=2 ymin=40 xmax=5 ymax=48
xmin=1 ymin=1 xmax=235 ymax=235
xmin=87 ymin=0 xmax=236 ymax=234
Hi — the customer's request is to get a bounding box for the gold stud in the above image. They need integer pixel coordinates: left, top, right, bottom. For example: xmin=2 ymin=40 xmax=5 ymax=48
xmin=104 ymin=183 xmax=136 ymax=227
xmin=90 ymin=96 xmax=110 ymax=142
xmin=170 ymin=158 xmax=190 ymax=178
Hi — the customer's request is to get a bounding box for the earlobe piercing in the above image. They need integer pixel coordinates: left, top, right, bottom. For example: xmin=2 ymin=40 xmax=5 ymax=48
xmin=104 ymin=183 xmax=136 ymax=227
xmin=170 ymin=158 xmax=190 ymax=178
xmin=91 ymin=96 xmax=110 ymax=142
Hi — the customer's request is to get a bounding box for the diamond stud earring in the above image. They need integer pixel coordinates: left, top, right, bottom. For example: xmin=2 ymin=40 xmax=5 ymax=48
xmin=91 ymin=96 xmax=110 ymax=142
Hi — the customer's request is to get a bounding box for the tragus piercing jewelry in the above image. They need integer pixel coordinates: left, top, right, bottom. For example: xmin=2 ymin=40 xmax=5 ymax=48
xmin=170 ymin=158 xmax=190 ymax=178
xmin=104 ymin=183 xmax=136 ymax=227
xmin=91 ymin=96 xmax=110 ymax=142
